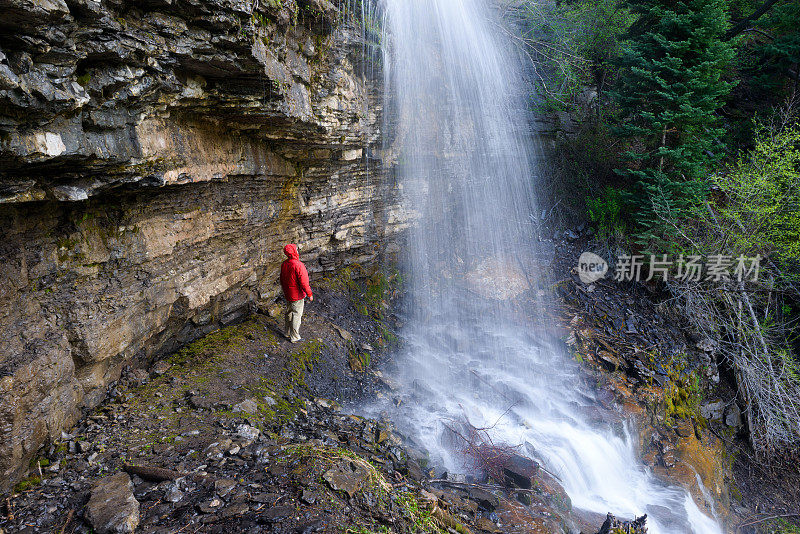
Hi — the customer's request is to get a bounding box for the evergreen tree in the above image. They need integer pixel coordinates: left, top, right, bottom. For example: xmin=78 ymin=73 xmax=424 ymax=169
xmin=612 ymin=0 xmax=736 ymax=242
xmin=743 ymin=2 xmax=800 ymax=105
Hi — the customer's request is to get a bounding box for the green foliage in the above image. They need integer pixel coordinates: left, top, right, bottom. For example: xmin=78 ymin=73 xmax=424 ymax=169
xmin=516 ymin=0 xmax=633 ymax=111
xmin=586 ymin=186 xmax=628 ymax=238
xmin=322 ymin=265 xmax=401 ymax=346
xmin=712 ymin=124 xmax=800 ymax=271
xmin=771 ymin=517 xmax=800 ymax=534
xmin=547 ymin=122 xmax=625 ymax=225
xmin=396 ymin=492 xmax=444 ymax=533
xmin=348 ymin=345 xmax=371 ymax=373
xmin=288 ymin=339 xmax=324 ymax=385
xmin=612 ymin=0 xmax=737 ymax=238
xmin=733 ymin=1 xmax=800 ymax=126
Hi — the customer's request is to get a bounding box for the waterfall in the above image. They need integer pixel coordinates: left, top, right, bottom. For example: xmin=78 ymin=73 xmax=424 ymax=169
xmin=373 ymin=1 xmax=723 ymax=532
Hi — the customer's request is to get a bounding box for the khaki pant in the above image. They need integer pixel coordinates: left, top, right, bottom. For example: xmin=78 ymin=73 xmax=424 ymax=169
xmin=285 ymin=298 xmax=305 ymax=342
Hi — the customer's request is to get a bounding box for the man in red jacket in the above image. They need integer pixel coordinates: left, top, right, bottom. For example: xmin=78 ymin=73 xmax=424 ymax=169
xmin=280 ymin=244 xmax=313 ymax=343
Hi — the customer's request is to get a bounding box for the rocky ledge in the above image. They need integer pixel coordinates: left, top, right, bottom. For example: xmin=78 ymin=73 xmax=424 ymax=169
xmin=0 ymin=0 xmax=411 ymax=490
xmin=0 ymin=278 xmax=615 ymax=534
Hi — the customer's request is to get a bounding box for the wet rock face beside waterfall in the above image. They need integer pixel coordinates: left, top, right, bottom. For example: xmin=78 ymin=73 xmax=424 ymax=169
xmin=0 ymin=307 xmax=592 ymax=534
xmin=0 ymin=0 xmax=413 ymax=491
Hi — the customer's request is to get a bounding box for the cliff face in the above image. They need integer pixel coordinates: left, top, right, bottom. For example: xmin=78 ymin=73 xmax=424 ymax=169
xmin=0 ymin=0 xmax=408 ymax=490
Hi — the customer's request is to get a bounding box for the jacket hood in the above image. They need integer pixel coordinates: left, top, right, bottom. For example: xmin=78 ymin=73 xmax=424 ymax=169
xmin=283 ymin=244 xmax=299 ymax=260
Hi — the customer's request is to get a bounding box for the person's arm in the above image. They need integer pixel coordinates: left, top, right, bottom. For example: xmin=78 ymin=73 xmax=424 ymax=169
xmin=298 ymin=263 xmax=313 ymax=301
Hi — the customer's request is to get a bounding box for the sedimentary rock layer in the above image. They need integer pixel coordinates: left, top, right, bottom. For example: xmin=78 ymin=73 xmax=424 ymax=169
xmin=0 ymin=0 xmax=408 ymax=490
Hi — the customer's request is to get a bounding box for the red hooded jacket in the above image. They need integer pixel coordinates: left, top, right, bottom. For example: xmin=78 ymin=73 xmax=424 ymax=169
xmin=280 ymin=244 xmax=313 ymax=302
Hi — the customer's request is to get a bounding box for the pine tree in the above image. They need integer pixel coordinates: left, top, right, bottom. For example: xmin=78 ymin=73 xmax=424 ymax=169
xmin=612 ymin=0 xmax=736 ymax=242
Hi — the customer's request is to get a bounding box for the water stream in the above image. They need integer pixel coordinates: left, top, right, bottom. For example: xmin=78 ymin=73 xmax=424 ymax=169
xmin=370 ymin=1 xmax=724 ymax=533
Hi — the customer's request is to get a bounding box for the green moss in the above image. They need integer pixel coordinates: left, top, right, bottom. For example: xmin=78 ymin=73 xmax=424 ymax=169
xmin=168 ymin=320 xmax=262 ymax=366
xmin=771 ymin=518 xmax=800 ymax=533
xmin=348 ymin=345 xmax=371 ymax=373
xmin=13 ymin=476 xmax=41 ymax=493
xmin=396 ymin=492 xmax=443 ymax=533
xmin=321 ymin=265 xmax=402 ymax=322
xmin=651 ymin=352 xmax=704 ymax=426
xmin=76 ymin=72 xmax=91 ymax=87
xmin=287 ymin=339 xmax=324 ymax=384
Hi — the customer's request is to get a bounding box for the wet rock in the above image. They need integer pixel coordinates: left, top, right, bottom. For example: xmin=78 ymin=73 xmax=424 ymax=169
xmin=315 ymin=398 xmax=340 ymax=411
xmin=188 ymin=395 xmax=213 ymax=410
xmin=725 ymin=404 xmax=742 ymax=428
xmin=214 ymin=479 xmax=236 ymax=498
xmin=323 ymin=459 xmax=370 ymax=497
xmin=233 ymin=398 xmax=259 ymax=415
xmin=625 ymin=315 xmax=639 ymax=334
xmin=406 ymin=459 xmax=425 ymax=481
xmin=700 ymin=401 xmax=725 ymax=421
xmin=501 ymin=454 xmax=539 ymax=489
xmin=333 ymin=325 xmax=354 ymax=341
xmin=297 ymin=519 xmax=326 ymax=533
xmin=674 ymin=420 xmax=694 ymax=438
xmin=464 ymin=258 xmax=529 ymax=300
xmin=596 ymin=350 xmax=621 ymax=372
xmin=221 ymin=502 xmax=249 ymax=517
xmin=301 ymin=488 xmax=317 ymax=504
xmin=263 ymin=505 xmax=295 ymax=521
xmin=129 ymin=369 xmax=150 ymax=386
xmin=236 ymin=424 xmax=260 ymax=443
xmin=151 ymin=361 xmax=171 ymax=377
xmin=465 ymin=486 xmax=500 ymax=510
xmin=164 ymin=484 xmax=184 ymax=503
xmin=476 ymin=516 xmax=502 ymax=532
xmin=197 ymin=498 xmax=222 ymax=514
xmin=596 ymin=512 xmax=648 ymax=534
xmin=250 ymin=492 xmax=277 ymax=504
xmin=85 ymin=473 xmax=140 ymax=534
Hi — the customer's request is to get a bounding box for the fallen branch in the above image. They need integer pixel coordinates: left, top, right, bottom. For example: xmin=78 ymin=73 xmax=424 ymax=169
xmin=123 ymin=464 xmax=182 ymax=482
xmin=736 ymin=512 xmax=800 ymax=532
xmin=58 ymin=509 xmax=73 ymax=534
xmin=431 ymin=478 xmax=535 ymax=494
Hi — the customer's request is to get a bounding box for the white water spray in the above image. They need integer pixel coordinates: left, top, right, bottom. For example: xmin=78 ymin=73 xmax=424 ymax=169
xmin=374 ymin=1 xmax=723 ymax=533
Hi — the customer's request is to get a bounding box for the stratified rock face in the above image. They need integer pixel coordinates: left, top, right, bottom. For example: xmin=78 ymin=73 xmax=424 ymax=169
xmin=0 ymin=0 xmax=410 ymax=490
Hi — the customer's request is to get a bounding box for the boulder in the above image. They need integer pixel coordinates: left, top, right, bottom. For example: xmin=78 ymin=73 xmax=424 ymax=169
xmin=464 ymin=259 xmax=529 ymax=300
xmin=323 ymin=459 xmax=370 ymax=497
xmin=464 ymin=486 xmax=500 ymax=510
xmin=85 ymin=473 xmax=140 ymax=534
xmin=725 ymin=404 xmax=742 ymax=428
xmin=700 ymin=401 xmax=725 ymax=421
xmin=233 ymin=398 xmax=259 ymax=415
xmin=501 ymin=453 xmax=540 ymax=489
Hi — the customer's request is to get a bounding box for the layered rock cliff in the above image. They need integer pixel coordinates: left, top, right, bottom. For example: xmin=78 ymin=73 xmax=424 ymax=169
xmin=0 ymin=0 xmax=408 ymax=490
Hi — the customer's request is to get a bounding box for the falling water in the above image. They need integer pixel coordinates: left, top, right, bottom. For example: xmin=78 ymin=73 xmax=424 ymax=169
xmin=371 ymin=1 xmax=724 ymax=533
